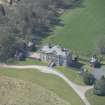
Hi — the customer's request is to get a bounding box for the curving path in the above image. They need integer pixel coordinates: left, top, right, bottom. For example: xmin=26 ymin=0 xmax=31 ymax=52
xmin=0 ymin=64 xmax=93 ymax=105
xmin=92 ymin=67 xmax=105 ymax=79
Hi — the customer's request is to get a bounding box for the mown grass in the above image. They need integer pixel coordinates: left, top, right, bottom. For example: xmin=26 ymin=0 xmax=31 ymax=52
xmin=0 ymin=68 xmax=84 ymax=105
xmin=56 ymin=67 xmax=85 ymax=85
xmin=17 ymin=58 xmax=47 ymax=66
xmin=86 ymin=89 xmax=105 ymax=105
xmin=0 ymin=76 xmax=70 ymax=105
xmin=7 ymin=58 xmax=47 ymax=66
xmin=44 ymin=0 xmax=105 ymax=56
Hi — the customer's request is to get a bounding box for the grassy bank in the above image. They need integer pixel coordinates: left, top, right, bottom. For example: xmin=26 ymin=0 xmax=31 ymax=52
xmin=56 ymin=67 xmax=85 ymax=85
xmin=6 ymin=58 xmax=47 ymax=66
xmin=0 ymin=68 xmax=84 ymax=105
xmin=86 ymin=89 xmax=105 ymax=105
xmin=0 ymin=76 xmax=70 ymax=105
xmin=44 ymin=0 xmax=105 ymax=56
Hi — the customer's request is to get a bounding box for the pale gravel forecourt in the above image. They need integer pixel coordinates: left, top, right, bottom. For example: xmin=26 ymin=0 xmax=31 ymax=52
xmin=0 ymin=64 xmax=93 ymax=105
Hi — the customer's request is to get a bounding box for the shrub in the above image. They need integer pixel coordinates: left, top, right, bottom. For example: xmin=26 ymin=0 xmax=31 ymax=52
xmin=94 ymin=76 xmax=105 ymax=96
xmin=83 ymin=71 xmax=94 ymax=85
xmin=6 ymin=58 xmax=18 ymax=64
xmin=96 ymin=38 xmax=105 ymax=54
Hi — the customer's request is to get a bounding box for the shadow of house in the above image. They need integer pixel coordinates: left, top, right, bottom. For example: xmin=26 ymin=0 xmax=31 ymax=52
xmin=67 ymin=55 xmax=84 ymax=69
xmin=69 ymin=61 xmax=84 ymax=69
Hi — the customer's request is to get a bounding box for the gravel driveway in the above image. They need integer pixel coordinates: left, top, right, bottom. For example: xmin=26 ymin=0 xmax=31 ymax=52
xmin=92 ymin=66 xmax=105 ymax=79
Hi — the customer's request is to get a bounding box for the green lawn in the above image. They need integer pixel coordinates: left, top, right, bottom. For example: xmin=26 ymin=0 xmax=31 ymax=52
xmin=0 ymin=68 xmax=84 ymax=105
xmin=44 ymin=0 xmax=105 ymax=56
xmin=86 ymin=89 xmax=105 ymax=105
xmin=8 ymin=58 xmax=47 ymax=66
xmin=0 ymin=76 xmax=70 ymax=105
xmin=56 ymin=67 xmax=85 ymax=85
xmin=17 ymin=58 xmax=47 ymax=66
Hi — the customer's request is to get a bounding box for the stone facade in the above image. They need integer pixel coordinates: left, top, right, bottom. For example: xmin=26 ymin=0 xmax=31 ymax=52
xmin=7 ymin=0 xmax=20 ymax=5
xmin=39 ymin=44 xmax=72 ymax=66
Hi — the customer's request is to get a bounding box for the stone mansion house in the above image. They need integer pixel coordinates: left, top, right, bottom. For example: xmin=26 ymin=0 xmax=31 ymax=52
xmin=39 ymin=44 xmax=73 ymax=66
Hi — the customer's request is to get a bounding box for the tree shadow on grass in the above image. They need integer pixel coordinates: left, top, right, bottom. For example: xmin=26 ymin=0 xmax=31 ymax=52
xmin=33 ymin=0 xmax=85 ymax=45
xmin=70 ymin=0 xmax=85 ymax=9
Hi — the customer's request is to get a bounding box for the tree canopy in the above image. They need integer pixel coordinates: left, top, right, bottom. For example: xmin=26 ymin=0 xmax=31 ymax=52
xmin=0 ymin=0 xmax=80 ymax=62
xmin=94 ymin=76 xmax=105 ymax=96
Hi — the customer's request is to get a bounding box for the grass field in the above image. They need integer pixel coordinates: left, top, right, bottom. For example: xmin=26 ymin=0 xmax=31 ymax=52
xmin=7 ymin=58 xmax=47 ymax=65
xmin=17 ymin=58 xmax=47 ymax=65
xmin=56 ymin=67 xmax=85 ymax=85
xmin=0 ymin=76 xmax=69 ymax=105
xmin=86 ymin=89 xmax=105 ymax=105
xmin=44 ymin=0 xmax=105 ymax=56
xmin=0 ymin=68 xmax=84 ymax=105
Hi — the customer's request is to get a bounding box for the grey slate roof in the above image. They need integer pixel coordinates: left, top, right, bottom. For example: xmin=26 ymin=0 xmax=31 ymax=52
xmin=40 ymin=45 xmax=69 ymax=57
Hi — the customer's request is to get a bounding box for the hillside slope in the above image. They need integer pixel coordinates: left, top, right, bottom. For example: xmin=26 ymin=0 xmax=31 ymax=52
xmin=45 ymin=0 xmax=105 ymax=56
xmin=0 ymin=76 xmax=70 ymax=105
